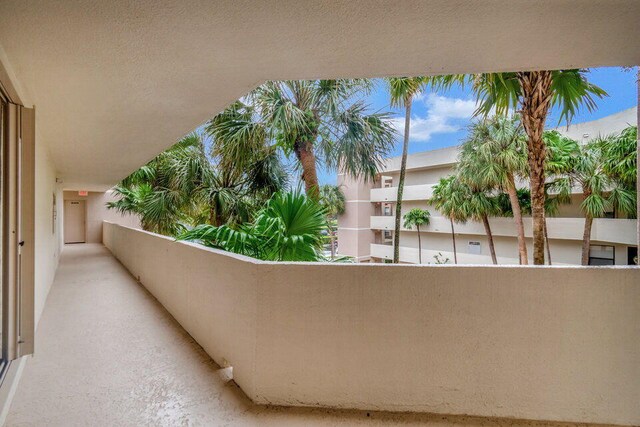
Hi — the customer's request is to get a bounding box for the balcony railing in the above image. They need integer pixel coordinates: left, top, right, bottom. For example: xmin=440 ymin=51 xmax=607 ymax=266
xmin=370 ymin=216 xmax=636 ymax=245
xmin=370 ymin=184 xmax=434 ymax=202
xmin=372 ymin=183 xmax=591 ymax=203
xmin=370 ymin=242 xmax=524 ymax=264
xmin=103 ymin=221 xmax=640 ymax=425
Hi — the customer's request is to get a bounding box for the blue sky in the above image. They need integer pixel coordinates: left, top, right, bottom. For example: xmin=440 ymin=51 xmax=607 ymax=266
xmin=317 ymin=66 xmax=638 ymax=185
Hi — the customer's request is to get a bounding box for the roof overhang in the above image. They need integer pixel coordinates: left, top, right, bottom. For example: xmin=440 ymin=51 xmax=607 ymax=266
xmin=1 ymin=1 xmax=639 ymax=189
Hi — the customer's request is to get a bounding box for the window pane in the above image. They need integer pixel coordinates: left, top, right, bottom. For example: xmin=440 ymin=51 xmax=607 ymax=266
xmin=589 ymin=245 xmax=614 ymax=260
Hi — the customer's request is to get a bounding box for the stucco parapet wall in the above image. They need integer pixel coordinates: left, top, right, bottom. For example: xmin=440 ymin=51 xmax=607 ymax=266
xmin=102 ymin=221 xmax=640 ymax=425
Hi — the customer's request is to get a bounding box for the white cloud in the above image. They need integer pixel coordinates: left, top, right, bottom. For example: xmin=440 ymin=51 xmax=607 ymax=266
xmin=390 ymin=93 xmax=476 ymax=142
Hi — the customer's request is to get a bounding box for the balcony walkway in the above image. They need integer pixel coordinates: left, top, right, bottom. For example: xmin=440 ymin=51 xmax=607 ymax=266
xmin=7 ymin=244 xmax=573 ymax=426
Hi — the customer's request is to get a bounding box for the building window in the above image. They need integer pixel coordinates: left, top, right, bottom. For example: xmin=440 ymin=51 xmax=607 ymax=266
xmin=383 ymin=230 xmax=392 ymax=243
xmin=589 ymin=245 xmax=615 ymax=265
xmin=468 ymin=241 xmax=481 ymax=255
xmin=603 ymin=206 xmax=615 ymax=219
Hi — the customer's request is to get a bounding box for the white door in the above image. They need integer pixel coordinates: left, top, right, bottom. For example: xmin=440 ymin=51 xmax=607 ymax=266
xmin=64 ymin=200 xmax=86 ymax=243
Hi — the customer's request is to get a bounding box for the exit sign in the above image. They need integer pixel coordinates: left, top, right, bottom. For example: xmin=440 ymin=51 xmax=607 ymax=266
xmin=78 ymin=191 xmax=88 ymax=196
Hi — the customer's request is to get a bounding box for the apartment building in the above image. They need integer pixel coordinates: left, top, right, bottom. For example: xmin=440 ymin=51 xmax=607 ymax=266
xmin=338 ymin=107 xmax=638 ymax=265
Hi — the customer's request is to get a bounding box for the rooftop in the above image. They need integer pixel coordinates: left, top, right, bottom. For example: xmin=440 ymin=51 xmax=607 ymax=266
xmin=380 ymin=107 xmax=638 ymax=173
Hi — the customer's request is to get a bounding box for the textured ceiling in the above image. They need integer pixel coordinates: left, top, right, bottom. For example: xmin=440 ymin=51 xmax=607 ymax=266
xmin=1 ymin=0 xmax=639 ymax=189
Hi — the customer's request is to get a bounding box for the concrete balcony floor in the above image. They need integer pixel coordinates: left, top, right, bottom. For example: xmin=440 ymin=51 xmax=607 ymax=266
xmin=7 ymin=244 xmax=581 ymax=426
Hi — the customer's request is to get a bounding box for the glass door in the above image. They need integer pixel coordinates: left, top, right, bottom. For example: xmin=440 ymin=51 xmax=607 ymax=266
xmin=0 ymin=91 xmax=6 ymax=372
xmin=0 ymin=88 xmax=35 ymax=368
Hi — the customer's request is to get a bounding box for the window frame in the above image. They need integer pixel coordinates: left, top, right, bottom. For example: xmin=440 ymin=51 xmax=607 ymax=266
xmin=588 ymin=244 xmax=616 ymax=266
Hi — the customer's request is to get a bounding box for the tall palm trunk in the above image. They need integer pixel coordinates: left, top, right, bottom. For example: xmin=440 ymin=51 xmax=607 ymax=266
xmin=416 ymin=224 xmax=422 ymax=264
xmin=505 ymin=175 xmax=528 ymax=264
xmin=449 ymin=218 xmax=458 ymax=264
xmin=295 ymin=140 xmax=320 ymax=201
xmin=394 ymin=98 xmax=412 ymax=263
xmin=581 ymin=214 xmax=594 ymax=266
xmin=518 ymin=71 xmax=553 ymax=265
xmin=543 ymin=216 xmax=552 ymax=265
xmin=329 ymin=230 xmax=336 ymax=260
xmin=481 ymin=215 xmax=497 ymax=265
xmin=580 ymin=187 xmax=593 ymax=266
xmin=209 ymin=206 xmax=223 ymax=227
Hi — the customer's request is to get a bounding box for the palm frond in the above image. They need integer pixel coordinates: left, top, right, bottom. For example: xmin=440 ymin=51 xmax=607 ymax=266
xmin=179 ymin=191 xmax=326 ymax=262
xmin=550 ymin=69 xmax=608 ymax=125
xmin=403 ymin=208 xmax=431 ymax=229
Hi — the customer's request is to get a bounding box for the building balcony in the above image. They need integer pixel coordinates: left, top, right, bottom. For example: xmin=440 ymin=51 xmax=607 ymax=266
xmin=370 ymin=215 xmax=637 ymax=245
xmin=370 ymin=242 xmax=523 ymax=264
xmin=8 ymin=222 xmax=637 ymax=425
xmin=370 ymin=184 xmax=434 ymax=202
xmin=371 ymin=184 xmax=594 ymax=204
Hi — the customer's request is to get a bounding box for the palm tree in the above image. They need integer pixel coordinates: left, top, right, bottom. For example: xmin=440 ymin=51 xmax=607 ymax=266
xmin=108 ymin=133 xmax=211 ymax=235
xmin=575 ymin=146 xmax=612 ymax=265
xmin=542 ymin=130 xmax=582 ymax=264
xmin=207 ymin=81 xmax=396 ymax=202
xmin=430 ymin=176 xmax=469 ymax=264
xmin=555 ymin=141 xmax=635 ymax=265
xmin=437 ymin=70 xmax=607 ymax=264
xmin=108 ymin=132 xmax=286 ymax=235
xmin=458 ymin=116 xmax=529 ymax=264
xmin=108 ymin=184 xmax=186 ymax=236
xmin=319 ymin=184 xmax=346 ymax=259
xmin=180 ymin=191 xmax=326 ymax=262
xmin=592 ymin=127 xmax=638 ymax=264
xmin=498 ymin=184 xmax=569 ymax=265
xmin=403 ymin=208 xmax=431 ymax=264
xmin=623 ymin=66 xmax=640 ymax=261
xmin=465 ymin=186 xmax=501 ymax=265
xmin=432 ymin=172 xmax=501 ymax=265
xmin=386 ymin=77 xmax=430 ymax=263
xmin=596 ymin=126 xmax=638 ymax=189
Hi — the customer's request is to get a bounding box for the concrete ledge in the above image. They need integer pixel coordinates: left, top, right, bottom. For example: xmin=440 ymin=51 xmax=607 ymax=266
xmin=103 ymin=221 xmax=640 ymax=425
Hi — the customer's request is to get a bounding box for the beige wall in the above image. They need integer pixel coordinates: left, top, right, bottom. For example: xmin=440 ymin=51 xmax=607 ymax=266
xmin=337 ymin=173 xmax=375 ymax=260
xmin=63 ymin=190 xmax=140 ymax=243
xmin=104 ymin=222 xmax=640 ymax=425
xmin=337 ymin=229 xmax=375 ymax=261
xmin=556 ymin=107 xmax=637 ymax=141
xmin=385 ymin=165 xmax=453 ymax=186
xmin=103 ymin=222 xmax=260 ymax=399
xmin=337 ymin=173 xmax=374 ymax=201
xmin=34 ymin=138 xmax=63 ymax=326
xmin=337 ymin=199 xmax=372 ymax=229
xmin=371 ymin=238 xmax=603 ymax=266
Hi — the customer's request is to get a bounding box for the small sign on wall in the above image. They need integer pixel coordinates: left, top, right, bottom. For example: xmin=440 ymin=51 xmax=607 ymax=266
xmin=78 ymin=190 xmax=88 ymax=196
xmin=468 ymin=241 xmax=481 ymax=255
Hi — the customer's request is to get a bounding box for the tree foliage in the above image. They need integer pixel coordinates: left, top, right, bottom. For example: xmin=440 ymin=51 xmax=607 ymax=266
xmin=179 ymin=191 xmax=327 ymax=262
xmin=436 ymin=70 xmax=607 ymax=264
xmin=207 ymin=80 xmax=396 ymax=200
xmin=107 ymin=132 xmax=287 ymax=236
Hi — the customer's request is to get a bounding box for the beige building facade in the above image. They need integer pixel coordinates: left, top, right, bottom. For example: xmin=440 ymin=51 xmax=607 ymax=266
xmin=338 ymin=108 xmax=638 ymax=265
